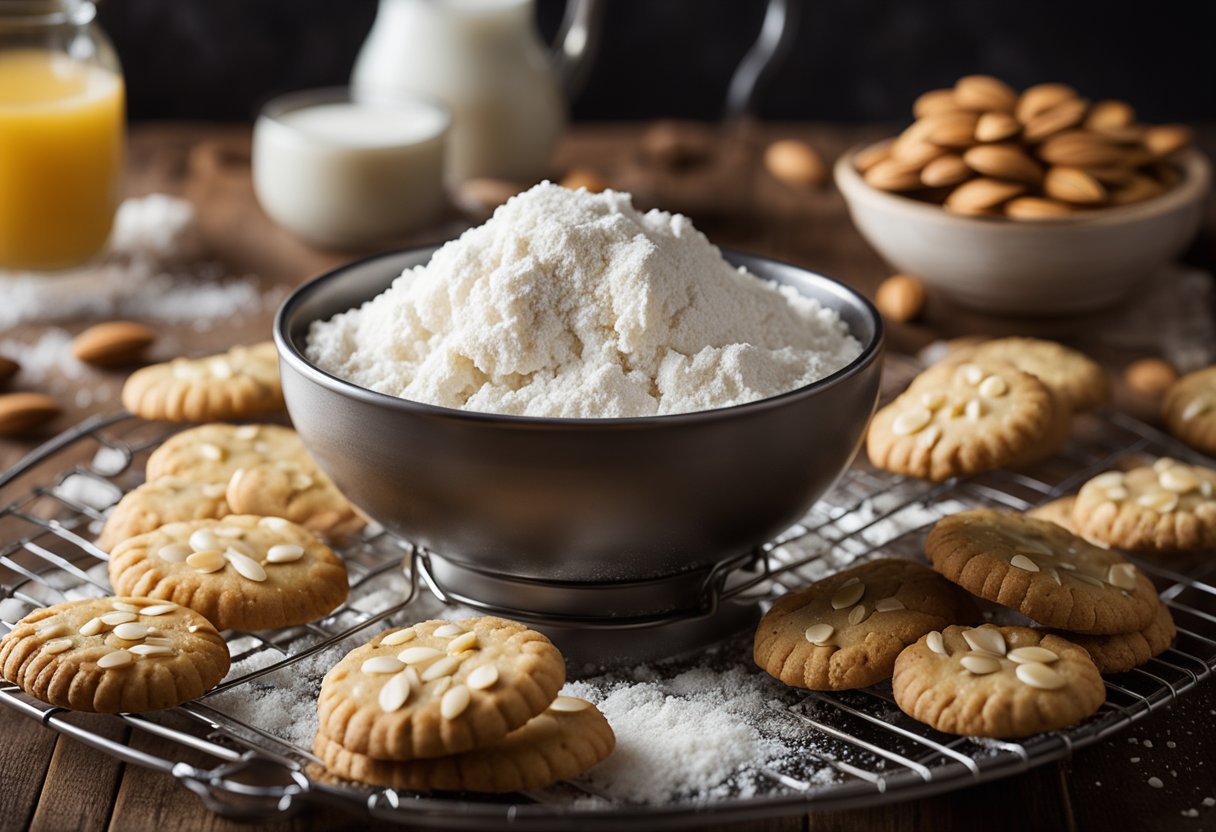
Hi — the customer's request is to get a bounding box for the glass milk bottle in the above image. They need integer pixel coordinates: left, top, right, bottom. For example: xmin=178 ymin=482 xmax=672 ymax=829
xmin=0 ymin=0 xmax=124 ymax=271
xmin=353 ymin=0 xmax=591 ymax=185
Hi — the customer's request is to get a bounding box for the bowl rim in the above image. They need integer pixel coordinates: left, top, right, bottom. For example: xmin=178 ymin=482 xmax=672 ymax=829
xmin=274 ymin=246 xmax=884 ymax=429
xmin=834 ymin=143 xmax=1211 ymax=228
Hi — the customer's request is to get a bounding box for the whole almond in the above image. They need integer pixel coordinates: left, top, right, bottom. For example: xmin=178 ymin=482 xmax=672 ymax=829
xmin=0 ymin=392 xmax=60 ymax=437
xmin=854 ymin=140 xmax=893 ymax=173
xmin=456 ymin=178 xmax=525 ymax=217
xmin=1082 ymin=165 xmax=1135 ymax=186
xmin=1021 ymin=98 xmax=1088 ymax=142
xmin=1092 ymin=124 xmax=1146 ymax=145
xmin=764 ymin=140 xmax=827 ymax=187
xmin=963 ymin=144 xmax=1043 ymax=185
xmin=913 ymin=89 xmax=962 ymax=118
xmin=974 ymin=112 xmax=1020 ymax=143
xmin=875 ymin=274 xmax=926 ymax=322
xmin=1085 ymin=100 xmax=1136 ymax=132
xmin=560 ymin=168 xmax=608 ymax=193
xmin=71 ymin=321 xmax=156 ymax=367
xmin=0 ymin=356 xmax=18 ymax=386
xmin=1015 ymin=83 xmax=1077 ymax=123
xmin=954 ymin=75 xmax=1017 ymax=112
xmin=1143 ymin=124 xmax=1193 ymax=158
xmin=1124 ymin=357 xmax=1178 ymax=397
xmin=891 ymin=135 xmax=948 ymax=167
xmin=1038 ymin=133 xmax=1126 ymax=167
xmin=1110 ymin=174 xmax=1166 ymax=206
xmin=1044 ymin=167 xmax=1106 ymax=204
xmin=924 ymin=112 xmax=978 ymax=148
xmin=864 ymin=158 xmax=925 ymax=191
xmin=944 ymin=178 xmax=1025 ymax=215
xmin=921 ymin=154 xmax=972 ymax=188
xmin=1004 ymin=196 xmax=1074 ymax=220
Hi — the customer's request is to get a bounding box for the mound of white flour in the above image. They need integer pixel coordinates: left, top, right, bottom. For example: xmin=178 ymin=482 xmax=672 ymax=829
xmin=306 ymin=183 xmax=861 ymax=418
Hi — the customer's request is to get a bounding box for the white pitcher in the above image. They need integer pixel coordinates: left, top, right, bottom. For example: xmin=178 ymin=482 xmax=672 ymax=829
xmin=352 ymin=0 xmax=600 ymax=185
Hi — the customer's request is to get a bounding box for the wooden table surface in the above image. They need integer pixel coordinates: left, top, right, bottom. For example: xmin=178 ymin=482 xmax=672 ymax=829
xmin=1 ymin=122 xmax=1214 ymax=832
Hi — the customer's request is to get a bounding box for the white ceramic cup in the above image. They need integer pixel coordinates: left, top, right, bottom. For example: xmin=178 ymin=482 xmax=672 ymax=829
xmin=253 ymin=88 xmax=450 ymax=249
xmin=836 ymin=147 xmax=1211 ymax=315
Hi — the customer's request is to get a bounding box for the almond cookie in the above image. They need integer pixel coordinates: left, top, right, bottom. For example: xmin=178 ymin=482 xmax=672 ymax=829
xmin=926 ymin=509 xmax=1158 ymax=634
xmin=1026 ymin=496 xmax=1079 ymax=533
xmin=122 ymin=341 xmax=283 ymax=422
xmin=95 ymin=477 xmax=230 ymax=552
xmin=313 ymin=696 xmax=614 ymax=792
xmin=145 ymin=423 xmax=306 ymax=483
xmin=108 ymin=515 xmax=348 ymax=631
xmin=866 ymin=360 xmax=1059 ymax=481
xmin=949 ymin=337 xmax=1110 ymax=412
xmin=1162 ymin=365 xmax=1216 ymax=456
xmin=317 ymin=618 xmax=565 ymax=761
xmin=892 ymin=624 xmax=1105 ymax=737
xmin=753 ymin=559 xmax=980 ymax=690
xmin=225 ymin=460 xmax=363 ymax=536
xmin=1052 ymin=601 xmax=1176 ymax=674
xmin=1071 ymin=460 xmax=1216 ymax=552
xmin=0 ymin=596 xmax=229 ymax=712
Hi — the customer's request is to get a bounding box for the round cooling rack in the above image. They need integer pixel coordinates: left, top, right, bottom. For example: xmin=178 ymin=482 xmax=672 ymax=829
xmin=1 ymin=359 xmax=1213 ymax=828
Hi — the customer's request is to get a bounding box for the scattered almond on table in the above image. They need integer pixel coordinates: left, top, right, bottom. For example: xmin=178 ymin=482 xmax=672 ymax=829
xmin=0 ymin=356 xmax=18 ymax=387
xmin=857 ymin=75 xmax=1192 ymax=219
xmin=1124 ymin=357 xmax=1179 ymax=397
xmin=764 ymin=139 xmax=827 ymax=187
xmin=0 ymin=392 xmax=60 ymax=438
xmin=71 ymin=320 xmax=157 ymax=367
xmin=560 ymin=168 xmax=608 ymax=193
xmin=875 ymin=273 xmax=927 ymax=322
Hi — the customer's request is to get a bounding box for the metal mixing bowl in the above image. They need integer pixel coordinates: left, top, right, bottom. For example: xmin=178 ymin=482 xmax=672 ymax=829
xmin=274 ymin=247 xmax=883 ymax=587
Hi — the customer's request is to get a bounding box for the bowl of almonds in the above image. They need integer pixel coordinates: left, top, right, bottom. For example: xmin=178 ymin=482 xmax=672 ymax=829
xmin=835 ymin=75 xmax=1210 ymax=314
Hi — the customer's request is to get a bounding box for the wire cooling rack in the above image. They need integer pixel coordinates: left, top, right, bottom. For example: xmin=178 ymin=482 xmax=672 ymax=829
xmin=1 ymin=357 xmax=1214 ymax=829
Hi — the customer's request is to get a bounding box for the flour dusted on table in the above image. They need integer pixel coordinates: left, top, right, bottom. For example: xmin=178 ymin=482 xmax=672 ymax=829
xmin=306 ymin=183 xmax=861 ymax=418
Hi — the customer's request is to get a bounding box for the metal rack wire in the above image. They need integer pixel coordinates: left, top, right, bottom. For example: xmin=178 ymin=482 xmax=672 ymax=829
xmin=1 ymin=358 xmax=1213 ymax=829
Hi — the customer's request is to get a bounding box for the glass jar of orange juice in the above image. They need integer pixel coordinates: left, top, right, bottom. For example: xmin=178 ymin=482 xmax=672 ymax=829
xmin=0 ymin=1 xmax=124 ymax=271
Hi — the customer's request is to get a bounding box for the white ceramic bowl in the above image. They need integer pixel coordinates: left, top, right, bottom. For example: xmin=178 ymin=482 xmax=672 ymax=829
xmin=835 ymin=147 xmax=1210 ymax=315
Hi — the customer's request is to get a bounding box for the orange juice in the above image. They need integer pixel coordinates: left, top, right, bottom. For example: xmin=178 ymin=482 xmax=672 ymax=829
xmin=0 ymin=49 xmax=124 ymax=270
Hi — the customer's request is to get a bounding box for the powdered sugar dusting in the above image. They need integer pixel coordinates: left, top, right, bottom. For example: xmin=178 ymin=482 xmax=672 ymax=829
xmin=307 ymin=183 xmax=861 ymax=418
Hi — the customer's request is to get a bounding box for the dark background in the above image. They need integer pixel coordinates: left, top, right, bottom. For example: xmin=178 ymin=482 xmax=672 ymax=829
xmin=97 ymin=0 xmax=1216 ymax=124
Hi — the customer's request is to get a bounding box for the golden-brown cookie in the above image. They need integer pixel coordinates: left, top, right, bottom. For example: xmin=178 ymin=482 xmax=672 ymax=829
xmin=1052 ymin=601 xmax=1176 ymax=674
xmin=926 ymin=508 xmax=1158 ymax=634
xmin=313 ymin=696 xmax=613 ymax=792
xmin=225 ymin=460 xmax=363 ymax=536
xmin=892 ymin=624 xmax=1105 ymax=737
xmin=950 ymin=337 xmax=1110 ymax=412
xmin=108 ymin=515 xmax=348 ymax=631
xmin=1071 ymin=460 xmax=1216 ymax=553
xmin=1026 ymin=496 xmax=1079 ymax=533
xmin=317 ymin=618 xmax=565 ymax=761
xmin=122 ymin=342 xmax=283 ymax=422
xmin=145 ymin=423 xmax=306 ymax=483
xmin=753 ymin=559 xmax=980 ymax=690
xmin=1162 ymin=365 xmax=1216 ymax=456
xmin=95 ymin=477 xmax=230 ymax=552
xmin=0 ymin=596 xmax=229 ymax=712
xmin=866 ymin=360 xmax=1059 ymax=481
